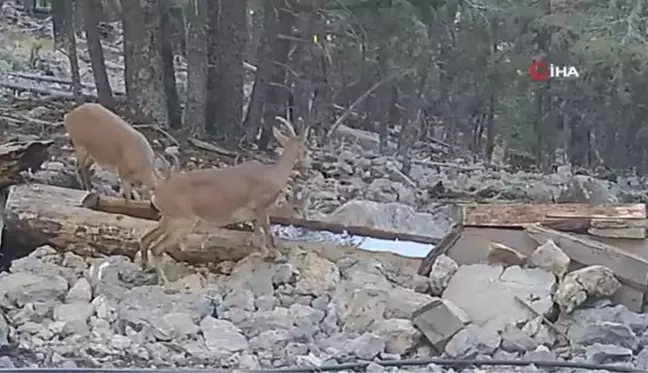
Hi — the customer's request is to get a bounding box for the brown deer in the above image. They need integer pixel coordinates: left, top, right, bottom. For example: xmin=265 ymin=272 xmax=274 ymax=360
xmin=139 ymin=117 xmax=310 ymax=284
xmin=64 ymin=103 xmax=171 ymax=199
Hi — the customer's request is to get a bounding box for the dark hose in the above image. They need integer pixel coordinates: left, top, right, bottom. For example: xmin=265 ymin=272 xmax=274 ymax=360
xmin=0 ymin=357 xmax=644 ymax=373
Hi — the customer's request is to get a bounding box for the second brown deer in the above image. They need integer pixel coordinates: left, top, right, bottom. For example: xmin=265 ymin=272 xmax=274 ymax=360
xmin=64 ymin=103 xmax=171 ymax=200
xmin=139 ymin=117 xmax=310 ymax=285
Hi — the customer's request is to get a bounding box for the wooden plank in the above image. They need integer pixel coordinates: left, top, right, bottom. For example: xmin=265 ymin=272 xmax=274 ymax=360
xmin=524 ymin=223 xmax=648 ymax=289
xmin=588 ymin=218 xmax=646 ymax=239
xmin=82 ymin=194 xmax=442 ymax=246
xmin=463 ymin=203 xmax=646 ymax=227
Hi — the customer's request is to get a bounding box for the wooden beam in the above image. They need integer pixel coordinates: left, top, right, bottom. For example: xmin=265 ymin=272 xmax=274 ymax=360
xmin=463 ymin=203 xmax=646 ymax=227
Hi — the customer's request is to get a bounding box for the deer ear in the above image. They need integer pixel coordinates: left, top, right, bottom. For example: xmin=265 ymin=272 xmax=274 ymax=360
xmin=273 ymin=126 xmax=289 ymax=146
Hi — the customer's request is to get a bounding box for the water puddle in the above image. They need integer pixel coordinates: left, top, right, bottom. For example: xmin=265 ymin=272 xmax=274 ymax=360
xmin=271 ymin=224 xmax=433 ymax=259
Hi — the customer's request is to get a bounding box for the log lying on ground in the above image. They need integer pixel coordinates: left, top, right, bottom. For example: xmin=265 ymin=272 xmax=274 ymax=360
xmin=81 ymin=193 xmax=443 ymax=245
xmin=3 ymin=184 xmax=422 ymax=268
xmin=0 ymin=140 xmax=53 ymax=188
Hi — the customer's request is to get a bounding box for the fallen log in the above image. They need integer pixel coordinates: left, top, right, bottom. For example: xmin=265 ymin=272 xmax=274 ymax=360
xmin=0 ymin=140 xmax=53 ymax=188
xmin=0 ymin=81 xmax=127 ymax=103
xmin=3 ymin=184 xmax=423 ymax=268
xmin=9 ymin=72 xmax=126 ymax=96
xmin=80 ymin=193 xmax=442 ymax=246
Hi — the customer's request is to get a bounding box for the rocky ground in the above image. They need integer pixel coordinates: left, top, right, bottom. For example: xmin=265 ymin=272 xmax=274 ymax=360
xmin=1 ymin=241 xmax=648 ymax=372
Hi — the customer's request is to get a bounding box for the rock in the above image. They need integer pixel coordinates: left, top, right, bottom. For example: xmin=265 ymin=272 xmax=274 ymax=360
xmin=335 ymin=288 xmax=387 ymax=333
xmin=117 ymin=286 xmax=214 ymax=332
xmin=500 ymin=323 xmax=539 ymax=353
xmin=523 ymin=345 xmax=556 ymax=361
xmin=636 ymin=347 xmax=648 ymax=370
xmin=290 ymin=251 xmax=340 ymax=297
xmin=585 ymin=343 xmax=633 ymax=364
xmin=53 ymin=302 xmax=94 ymax=323
xmin=325 ymin=200 xmax=457 ymax=241
xmin=554 ymin=265 xmax=622 ymax=314
xmin=200 ymin=317 xmax=249 ymax=354
xmin=564 ymin=303 xmax=648 ymax=336
xmin=369 ymin=318 xmax=420 ymax=355
xmin=486 ymin=242 xmax=527 ymax=267
xmin=522 ymin=317 xmax=556 ymax=347
xmin=567 ymin=321 xmax=637 ymax=351
xmin=153 ymin=312 xmax=200 ymax=341
xmin=349 ymin=332 xmax=386 ymax=360
xmin=412 ymin=299 xmax=465 ymax=350
xmin=442 ymin=264 xmax=555 ymax=333
xmin=0 ymin=272 xmax=68 ymax=307
xmin=0 ymin=314 xmax=8 ymax=347
xmin=65 ymin=278 xmax=92 ymax=303
xmin=444 ymin=324 xmax=501 ymax=358
xmin=0 ymin=356 xmax=15 ymax=368
xmin=527 ymin=239 xmax=571 ymax=280
xmin=557 ymin=175 xmax=618 ymax=204
xmin=428 ymin=254 xmax=458 ymax=296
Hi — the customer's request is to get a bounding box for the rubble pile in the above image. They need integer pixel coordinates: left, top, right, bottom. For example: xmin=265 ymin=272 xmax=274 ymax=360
xmin=0 ymin=238 xmax=646 ymax=373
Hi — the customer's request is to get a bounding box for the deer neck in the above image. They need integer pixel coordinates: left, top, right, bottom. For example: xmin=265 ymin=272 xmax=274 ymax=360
xmin=273 ymin=144 xmax=299 ymax=182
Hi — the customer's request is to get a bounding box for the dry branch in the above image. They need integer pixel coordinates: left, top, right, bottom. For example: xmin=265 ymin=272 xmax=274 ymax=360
xmin=8 ymin=72 xmax=126 ymax=96
xmin=0 ymin=80 xmax=126 ymax=103
xmin=0 ymin=140 xmax=53 ymax=188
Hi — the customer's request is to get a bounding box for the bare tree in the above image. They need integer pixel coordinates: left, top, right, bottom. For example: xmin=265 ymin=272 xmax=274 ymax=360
xmin=122 ymin=0 xmax=168 ymax=125
xmin=82 ymin=0 xmax=115 ymax=108
xmin=205 ymin=0 xmax=247 ymax=140
xmin=183 ymin=0 xmax=208 ymax=134
xmin=53 ymin=0 xmax=82 ymax=104
xmin=159 ymin=0 xmax=182 ymax=128
xmin=51 ymin=0 xmax=66 ymax=49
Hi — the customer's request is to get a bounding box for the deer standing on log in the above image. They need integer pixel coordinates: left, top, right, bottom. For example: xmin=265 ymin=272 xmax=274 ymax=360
xmin=139 ymin=117 xmax=310 ymax=285
xmin=64 ymin=103 xmax=171 ymax=200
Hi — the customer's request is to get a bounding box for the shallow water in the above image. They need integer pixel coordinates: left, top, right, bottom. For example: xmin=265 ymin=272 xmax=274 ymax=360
xmin=271 ymin=224 xmax=433 ymax=259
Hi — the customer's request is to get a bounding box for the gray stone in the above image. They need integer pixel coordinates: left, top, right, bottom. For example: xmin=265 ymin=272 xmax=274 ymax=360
xmin=522 ymin=345 xmax=555 ymax=362
xmin=53 ymin=302 xmax=94 ymax=323
xmin=255 ymin=295 xmax=278 ymax=311
xmin=349 ymin=332 xmax=386 ymax=360
xmin=0 ymin=314 xmax=9 ymax=347
xmin=635 ymin=346 xmax=648 ymax=370
xmin=500 ymin=323 xmax=539 ymax=353
xmin=370 ymin=318 xmax=420 ymax=355
xmin=0 ymin=272 xmax=68 ymax=307
xmin=442 ymin=264 xmax=555 ymax=334
xmin=444 ymin=324 xmax=501 ymax=358
xmin=585 ymin=343 xmax=633 ymax=364
xmin=65 ymin=278 xmax=92 ymax=303
xmin=153 ymin=312 xmax=199 ymax=341
xmin=200 ymin=317 xmax=249 ymax=354
xmin=527 ymin=239 xmax=571 ymax=280
xmin=567 ymin=321 xmax=638 ymax=351
xmin=0 ymin=356 xmax=15 ymax=368
xmin=412 ymin=299 xmax=465 ymax=350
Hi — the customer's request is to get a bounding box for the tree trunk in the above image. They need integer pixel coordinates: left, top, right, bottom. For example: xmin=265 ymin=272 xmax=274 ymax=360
xmin=183 ymin=0 xmax=208 ymax=134
xmin=22 ymin=0 xmax=36 ymax=15
xmin=82 ymin=0 xmax=115 ymax=108
xmin=258 ymin=1 xmax=293 ymax=149
xmin=205 ymin=0 xmax=247 ymax=141
xmin=122 ymin=0 xmax=169 ymax=126
xmin=63 ymin=0 xmax=82 ymax=104
xmin=159 ymin=0 xmax=182 ymax=129
xmin=167 ymin=3 xmax=187 ymax=57
xmin=243 ymin=0 xmax=276 ymax=142
xmin=51 ymin=0 xmax=66 ymax=49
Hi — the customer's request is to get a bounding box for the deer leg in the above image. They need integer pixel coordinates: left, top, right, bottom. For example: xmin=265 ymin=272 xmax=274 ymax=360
xmin=74 ymin=150 xmax=92 ymax=190
xmin=148 ymin=219 xmax=193 ymax=286
xmin=254 ymin=212 xmax=279 ymax=261
xmin=139 ymin=218 xmax=169 ymax=270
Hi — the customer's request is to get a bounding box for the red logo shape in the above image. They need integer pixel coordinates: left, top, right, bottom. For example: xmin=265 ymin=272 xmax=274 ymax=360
xmin=529 ymin=59 xmax=550 ymax=81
